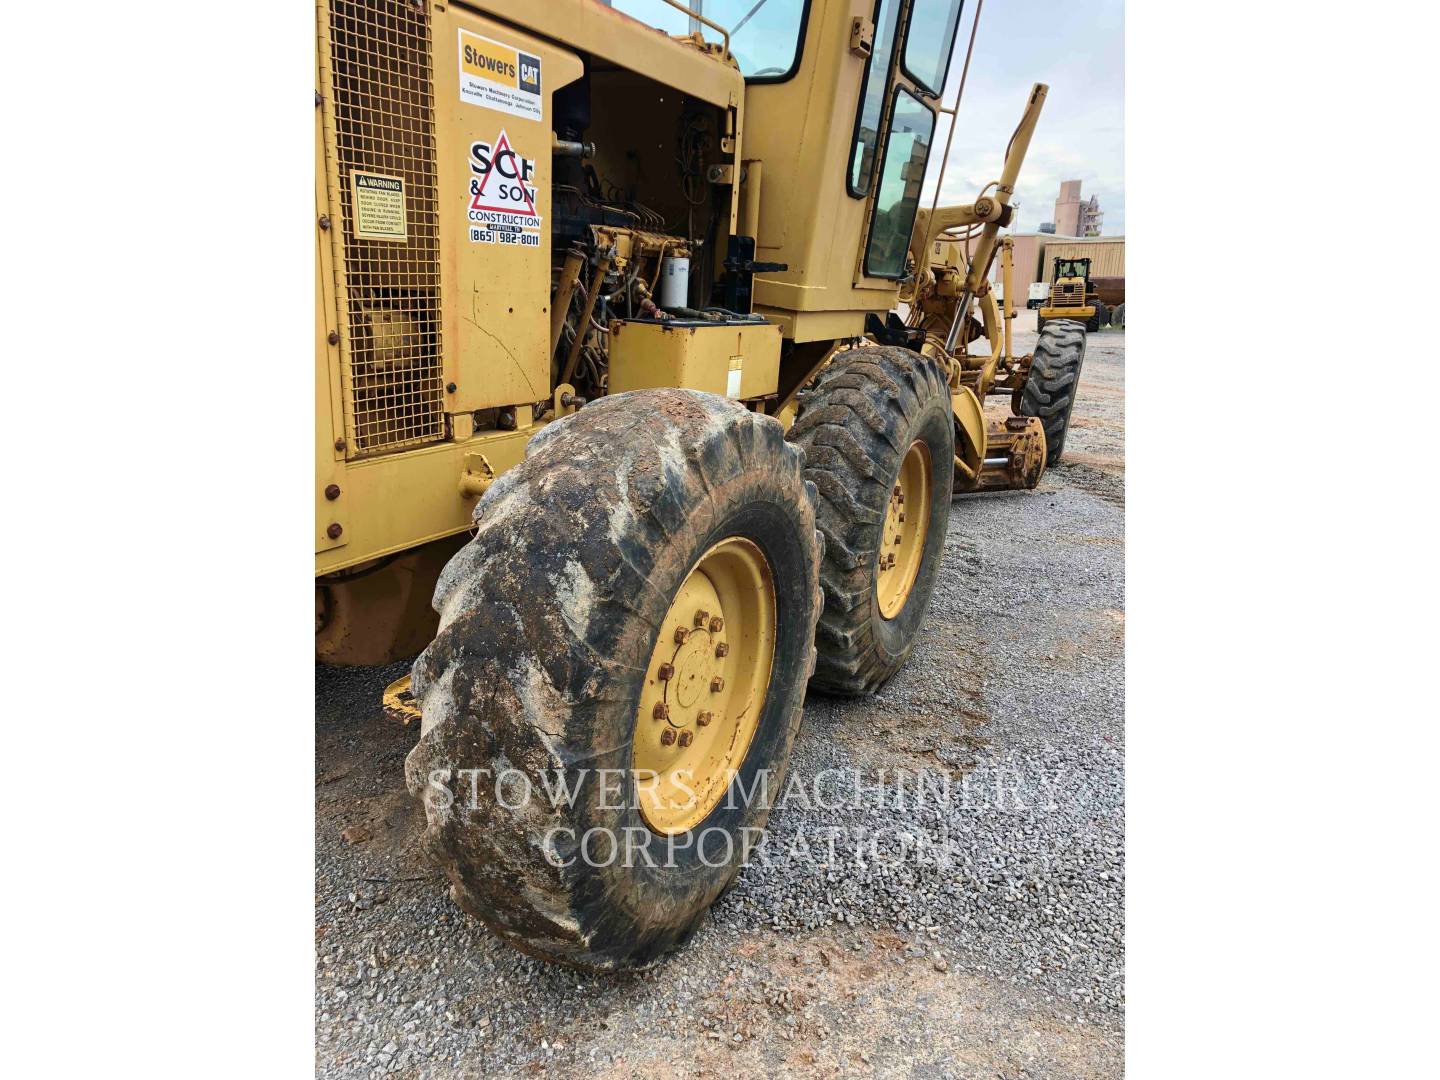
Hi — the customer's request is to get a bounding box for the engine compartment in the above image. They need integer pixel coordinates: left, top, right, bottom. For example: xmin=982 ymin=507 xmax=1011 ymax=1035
xmin=546 ymin=59 xmax=768 ymax=407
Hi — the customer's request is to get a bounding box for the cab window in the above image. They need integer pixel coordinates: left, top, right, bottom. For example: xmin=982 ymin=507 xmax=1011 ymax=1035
xmin=609 ymin=0 xmax=811 ymax=81
xmin=902 ymin=0 xmax=965 ymax=94
xmin=847 ymin=0 xmax=903 ymax=196
xmin=863 ymin=88 xmax=935 ymax=279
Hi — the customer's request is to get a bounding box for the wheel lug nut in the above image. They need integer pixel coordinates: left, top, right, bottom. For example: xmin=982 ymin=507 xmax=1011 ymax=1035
xmin=658 ymin=662 xmax=675 ymax=681
xmin=678 ymin=731 xmax=694 ymax=747
xmin=661 ymin=729 xmax=676 ymax=746
xmin=693 ymin=609 xmax=710 ymax=628
xmin=674 ymin=627 xmax=690 ymax=644
xmin=653 ymin=702 xmax=669 ymax=721
xmin=715 ymin=642 xmax=729 ymax=658
xmin=697 ymin=711 xmax=713 ymax=727
xmin=711 ymin=676 xmax=725 ymax=693
xmin=709 ymin=616 xmax=724 ymax=633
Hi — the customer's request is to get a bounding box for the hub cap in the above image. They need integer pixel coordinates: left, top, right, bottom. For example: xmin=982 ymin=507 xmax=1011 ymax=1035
xmin=632 ymin=537 xmax=775 ymax=834
xmin=876 ymin=440 xmax=931 ymax=619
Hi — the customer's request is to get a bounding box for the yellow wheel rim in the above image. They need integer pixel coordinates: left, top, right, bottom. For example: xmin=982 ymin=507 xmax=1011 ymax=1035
xmin=876 ymin=440 xmax=931 ymax=620
xmin=632 ymin=537 xmax=775 ymax=835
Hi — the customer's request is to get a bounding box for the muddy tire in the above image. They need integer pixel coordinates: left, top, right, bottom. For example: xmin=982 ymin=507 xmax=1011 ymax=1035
xmin=404 ymin=389 xmax=822 ymax=970
xmin=1020 ymin=319 xmax=1087 ymax=466
xmin=787 ymin=346 xmax=954 ymax=696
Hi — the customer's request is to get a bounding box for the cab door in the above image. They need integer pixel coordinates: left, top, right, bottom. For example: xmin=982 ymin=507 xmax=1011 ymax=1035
xmin=847 ymin=0 xmax=967 ymax=284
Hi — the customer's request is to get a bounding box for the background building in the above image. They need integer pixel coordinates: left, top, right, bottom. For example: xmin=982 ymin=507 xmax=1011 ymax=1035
xmin=1053 ymin=180 xmax=1104 ymax=237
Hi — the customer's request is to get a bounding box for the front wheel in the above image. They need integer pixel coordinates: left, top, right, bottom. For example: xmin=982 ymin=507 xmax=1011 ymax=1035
xmin=787 ymin=346 xmax=954 ymax=695
xmin=405 ymin=389 xmax=822 ymax=970
xmin=1019 ymin=319 xmax=1087 ymax=466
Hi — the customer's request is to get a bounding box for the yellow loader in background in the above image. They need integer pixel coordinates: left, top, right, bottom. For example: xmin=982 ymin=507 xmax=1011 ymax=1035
xmin=1037 ymin=255 xmax=1106 ymax=332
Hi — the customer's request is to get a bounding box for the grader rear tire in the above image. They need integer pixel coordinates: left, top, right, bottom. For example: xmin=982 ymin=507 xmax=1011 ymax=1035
xmin=787 ymin=347 xmax=954 ymax=695
xmin=1020 ymin=319 xmax=1087 ymax=466
xmin=404 ymin=390 xmax=822 ymax=971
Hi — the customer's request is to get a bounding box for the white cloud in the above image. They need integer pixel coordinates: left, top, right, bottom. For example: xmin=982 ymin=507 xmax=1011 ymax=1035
xmin=921 ymin=0 xmax=1125 ymax=235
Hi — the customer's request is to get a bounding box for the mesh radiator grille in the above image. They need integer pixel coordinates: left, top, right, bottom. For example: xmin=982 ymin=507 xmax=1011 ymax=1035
xmin=1050 ymin=283 xmax=1085 ymax=307
xmin=325 ymin=0 xmax=444 ymax=456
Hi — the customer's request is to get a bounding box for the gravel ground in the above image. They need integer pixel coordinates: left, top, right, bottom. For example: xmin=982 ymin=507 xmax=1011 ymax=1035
xmin=316 ymin=310 xmax=1125 ymax=1078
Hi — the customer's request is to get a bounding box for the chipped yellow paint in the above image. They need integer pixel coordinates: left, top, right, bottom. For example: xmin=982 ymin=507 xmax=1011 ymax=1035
xmin=382 ymin=673 xmax=422 ymax=726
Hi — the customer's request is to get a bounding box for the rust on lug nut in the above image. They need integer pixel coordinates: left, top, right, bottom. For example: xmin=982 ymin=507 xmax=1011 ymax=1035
xmin=697 ymin=711 xmax=713 ymax=727
xmin=674 ymin=627 xmax=690 ymax=644
xmin=715 ymin=642 xmax=729 ymax=658
xmin=657 ymin=662 xmax=675 ymax=681
xmin=652 ymin=702 xmax=669 ymax=721
xmin=678 ymin=731 xmax=693 ymax=747
xmin=661 ymin=728 xmax=676 ymax=746
xmin=709 ymin=616 xmax=724 ymax=633
xmin=693 ymin=609 xmax=710 ymax=628
xmin=710 ymin=676 xmax=724 ymax=693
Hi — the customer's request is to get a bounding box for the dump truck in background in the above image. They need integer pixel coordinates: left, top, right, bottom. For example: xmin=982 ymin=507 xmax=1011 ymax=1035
xmin=316 ymin=0 xmax=1088 ymax=969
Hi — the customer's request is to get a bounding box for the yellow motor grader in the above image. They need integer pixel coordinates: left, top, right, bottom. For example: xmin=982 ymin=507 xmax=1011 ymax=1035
xmin=315 ymin=0 xmax=1087 ymax=969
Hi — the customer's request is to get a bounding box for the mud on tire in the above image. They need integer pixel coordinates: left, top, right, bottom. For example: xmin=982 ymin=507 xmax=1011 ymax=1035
xmin=1020 ymin=318 xmax=1087 ymax=466
xmin=404 ymin=390 xmax=823 ymax=971
xmin=787 ymin=346 xmax=954 ymax=696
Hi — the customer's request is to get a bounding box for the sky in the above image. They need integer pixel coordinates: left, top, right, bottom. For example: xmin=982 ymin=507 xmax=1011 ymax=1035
xmin=923 ymin=0 xmax=1125 ymax=235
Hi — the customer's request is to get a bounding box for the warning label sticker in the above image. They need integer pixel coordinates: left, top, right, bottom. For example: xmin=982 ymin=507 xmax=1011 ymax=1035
xmin=458 ymin=29 xmax=542 ymax=122
xmin=467 ymin=130 xmax=541 ymax=249
xmin=350 ymin=171 xmax=407 ymax=242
